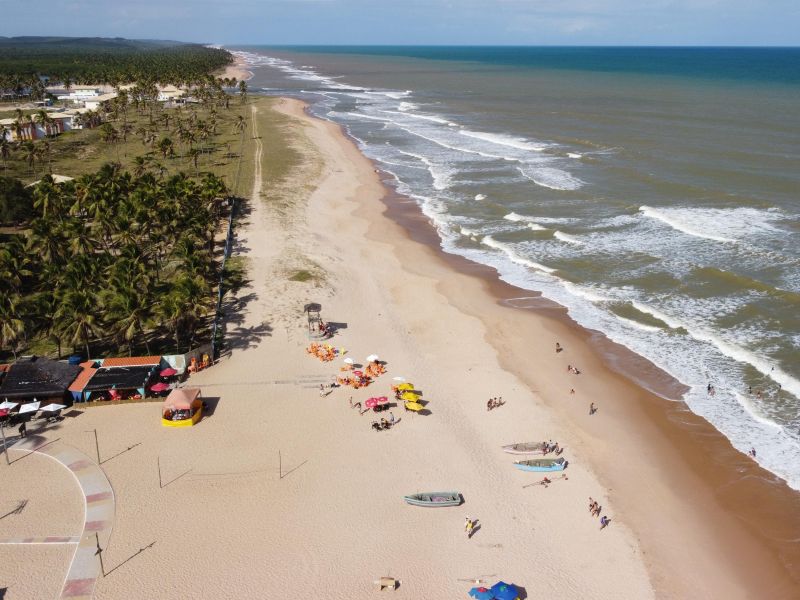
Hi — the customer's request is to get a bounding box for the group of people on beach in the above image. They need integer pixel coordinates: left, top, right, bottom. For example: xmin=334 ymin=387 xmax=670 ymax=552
xmin=306 ymin=342 xmax=342 ymax=362
xmin=589 ymin=497 xmax=611 ymax=530
xmin=486 ymin=397 xmax=505 ymax=411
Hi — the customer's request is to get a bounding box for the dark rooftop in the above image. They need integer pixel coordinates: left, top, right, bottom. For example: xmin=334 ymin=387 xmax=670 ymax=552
xmin=83 ymin=365 xmax=155 ymax=391
xmin=0 ymin=356 xmax=80 ymax=399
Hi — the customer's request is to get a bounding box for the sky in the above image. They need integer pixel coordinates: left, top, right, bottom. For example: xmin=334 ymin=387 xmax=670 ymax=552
xmin=2 ymin=0 xmax=799 ymax=46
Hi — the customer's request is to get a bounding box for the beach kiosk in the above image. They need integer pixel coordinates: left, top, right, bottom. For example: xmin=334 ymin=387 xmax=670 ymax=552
xmin=161 ymin=387 xmax=203 ymax=428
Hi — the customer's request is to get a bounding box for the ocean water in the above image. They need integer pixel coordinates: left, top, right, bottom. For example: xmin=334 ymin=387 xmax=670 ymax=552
xmin=235 ymin=46 xmax=800 ymax=490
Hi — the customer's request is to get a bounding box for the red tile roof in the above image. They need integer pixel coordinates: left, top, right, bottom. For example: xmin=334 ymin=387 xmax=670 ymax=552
xmin=101 ymin=356 xmax=162 ymax=368
xmin=68 ymin=366 xmax=98 ymax=392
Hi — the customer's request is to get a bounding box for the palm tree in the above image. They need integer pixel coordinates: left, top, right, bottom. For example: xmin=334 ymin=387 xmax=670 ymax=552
xmin=21 ymin=141 xmax=38 ymax=176
xmin=0 ymin=134 xmax=12 ymax=171
xmin=0 ymin=294 xmax=25 ymax=359
xmin=238 ymin=80 xmax=248 ymax=104
xmin=55 ymin=287 xmax=100 ymax=359
xmin=157 ymin=137 xmax=175 ymax=159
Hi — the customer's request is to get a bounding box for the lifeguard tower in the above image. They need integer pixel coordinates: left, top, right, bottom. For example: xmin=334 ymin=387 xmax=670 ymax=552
xmin=304 ymin=303 xmax=323 ymax=339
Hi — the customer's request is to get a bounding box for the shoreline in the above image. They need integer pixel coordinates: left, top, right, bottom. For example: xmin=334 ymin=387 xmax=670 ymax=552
xmin=216 ymin=53 xmax=253 ymax=82
xmin=289 ymin=100 xmax=800 ymax=596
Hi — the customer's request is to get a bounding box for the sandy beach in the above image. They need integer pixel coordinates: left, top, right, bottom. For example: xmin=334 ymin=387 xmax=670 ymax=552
xmin=1 ymin=95 xmax=799 ymax=599
xmin=216 ymin=53 xmax=253 ymax=82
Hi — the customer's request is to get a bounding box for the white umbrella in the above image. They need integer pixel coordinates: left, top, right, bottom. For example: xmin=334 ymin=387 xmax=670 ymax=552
xmin=41 ymin=404 xmax=66 ymax=412
xmin=366 ymin=354 xmax=380 ymax=363
xmin=392 ymin=376 xmax=406 ymax=382
xmin=0 ymin=401 xmax=19 ymax=411
xmin=343 ymin=358 xmax=354 ymax=365
xmin=18 ymin=402 xmax=40 ymax=414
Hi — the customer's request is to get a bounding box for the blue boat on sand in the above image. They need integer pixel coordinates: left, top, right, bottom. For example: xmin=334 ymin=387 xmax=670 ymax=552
xmin=513 ymin=457 xmax=566 ymax=472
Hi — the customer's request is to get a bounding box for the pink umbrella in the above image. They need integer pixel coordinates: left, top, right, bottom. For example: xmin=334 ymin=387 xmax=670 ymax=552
xmin=377 ymin=396 xmax=388 ymax=403
xmin=353 ymin=370 xmax=363 ymax=377
xmin=150 ymin=382 xmax=170 ymax=392
xmin=365 ymin=398 xmax=379 ymax=409
xmin=160 ymin=367 xmax=177 ymax=377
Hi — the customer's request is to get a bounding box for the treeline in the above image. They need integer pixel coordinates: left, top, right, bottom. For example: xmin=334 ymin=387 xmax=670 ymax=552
xmin=0 ymin=37 xmax=233 ymax=95
xmin=0 ymin=165 xmax=229 ymax=359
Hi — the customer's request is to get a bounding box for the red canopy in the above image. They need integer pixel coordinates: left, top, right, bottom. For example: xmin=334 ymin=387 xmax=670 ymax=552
xmin=160 ymin=367 xmax=177 ymax=377
xmin=163 ymin=387 xmax=201 ymax=411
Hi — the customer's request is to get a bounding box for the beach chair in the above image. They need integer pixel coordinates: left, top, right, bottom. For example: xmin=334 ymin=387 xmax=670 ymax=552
xmin=374 ymin=576 xmax=397 ymax=591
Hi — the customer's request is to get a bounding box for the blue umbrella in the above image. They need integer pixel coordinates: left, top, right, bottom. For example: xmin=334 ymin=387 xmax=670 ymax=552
xmin=490 ymin=581 xmax=519 ymax=600
xmin=468 ymin=587 xmax=495 ymax=600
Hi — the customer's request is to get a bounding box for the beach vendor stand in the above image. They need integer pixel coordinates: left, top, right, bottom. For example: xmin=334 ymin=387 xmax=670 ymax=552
xmin=161 ymin=388 xmax=204 ymax=428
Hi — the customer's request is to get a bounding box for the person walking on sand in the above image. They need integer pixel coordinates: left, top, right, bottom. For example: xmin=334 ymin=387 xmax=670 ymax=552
xmin=465 ymin=517 xmax=474 ymax=538
xmin=319 ymin=384 xmax=326 ymax=397
xmin=600 ymin=516 xmax=610 ymax=529
xmin=556 ymin=342 xmax=562 ymax=353
xmin=389 ymin=412 xmax=395 ymax=426
xmin=589 ymin=402 xmax=596 ymax=415
xmin=18 ymin=422 xmax=26 ymax=438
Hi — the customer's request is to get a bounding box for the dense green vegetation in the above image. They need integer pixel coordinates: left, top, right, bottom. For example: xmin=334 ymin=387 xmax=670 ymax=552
xmin=0 ymin=40 xmax=257 ymax=360
xmin=0 ymin=36 xmax=232 ymax=98
xmin=0 ymin=167 xmax=228 ymax=360
xmin=0 ymin=176 xmax=33 ymax=224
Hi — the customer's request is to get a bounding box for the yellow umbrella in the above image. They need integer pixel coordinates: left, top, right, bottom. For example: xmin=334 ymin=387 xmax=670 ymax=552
xmin=397 ymin=383 xmax=415 ymax=391
xmin=401 ymin=391 xmax=420 ymax=401
xmin=404 ymin=400 xmax=424 ymax=412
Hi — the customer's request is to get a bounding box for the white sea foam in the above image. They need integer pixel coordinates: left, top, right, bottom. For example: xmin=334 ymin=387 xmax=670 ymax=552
xmin=475 ymin=194 xmax=487 ymax=201
xmin=567 ymin=152 xmax=583 ymax=159
xmin=396 ymin=150 xmax=455 ymax=190
xmin=517 ymin=166 xmax=584 ymax=191
xmin=503 ymin=212 xmax=527 ymax=222
xmin=553 ymin=231 xmax=584 ymax=245
xmin=561 ymin=281 xmax=609 ymax=303
xmin=528 ymin=222 xmax=546 ymax=231
xmin=631 ymin=300 xmax=687 ymax=330
xmin=632 ymin=301 xmax=800 ymax=399
xmin=640 ymin=206 xmax=737 ymax=243
xmin=613 ymin=314 xmax=663 ymax=333
xmin=734 ymin=393 xmax=783 ymax=431
xmin=481 ymin=236 xmax=556 ymax=274
xmin=459 ymin=129 xmax=546 ymax=152
xmin=398 ymin=102 xmax=420 ymax=112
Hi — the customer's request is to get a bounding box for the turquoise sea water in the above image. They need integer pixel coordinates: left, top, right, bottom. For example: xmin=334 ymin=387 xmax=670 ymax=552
xmin=237 ymin=46 xmax=800 ymax=489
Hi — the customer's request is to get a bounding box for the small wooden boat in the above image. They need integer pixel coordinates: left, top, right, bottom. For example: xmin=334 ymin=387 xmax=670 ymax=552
xmin=403 ymin=492 xmax=462 ymax=507
xmin=513 ymin=457 xmax=567 ymax=472
xmin=502 ymin=442 xmax=548 ymax=455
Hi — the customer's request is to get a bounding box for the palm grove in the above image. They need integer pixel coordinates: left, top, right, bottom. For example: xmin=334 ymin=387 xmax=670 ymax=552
xmin=0 ymin=38 xmax=249 ymax=360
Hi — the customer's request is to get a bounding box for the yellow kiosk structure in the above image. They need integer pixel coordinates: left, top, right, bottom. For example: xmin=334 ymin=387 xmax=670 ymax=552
xmin=161 ymin=387 xmax=203 ymax=427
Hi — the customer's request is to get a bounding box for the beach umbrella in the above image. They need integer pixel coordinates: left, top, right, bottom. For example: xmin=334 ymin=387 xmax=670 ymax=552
xmin=365 ymin=398 xmax=379 ymax=409
xmin=377 ymin=396 xmax=388 ymax=403
xmin=353 ymin=370 xmax=364 ymax=377
xmin=343 ymin=358 xmax=354 ymax=365
xmin=160 ymin=367 xmax=177 ymax=377
xmin=392 ymin=376 xmax=406 ymax=382
xmin=0 ymin=401 xmax=18 ymax=411
xmin=489 ymin=582 xmax=519 ymax=600
xmin=469 ymin=587 xmax=495 ymax=600
xmin=18 ymin=402 xmax=40 ymax=414
xmin=150 ymin=382 xmax=170 ymax=392
xmin=401 ymin=391 xmax=420 ymax=401
xmin=397 ymin=383 xmax=415 ymax=391
xmin=404 ymin=401 xmax=424 ymax=412
xmin=40 ymin=404 xmax=66 ymax=412
xmin=366 ymin=354 xmax=380 ymax=363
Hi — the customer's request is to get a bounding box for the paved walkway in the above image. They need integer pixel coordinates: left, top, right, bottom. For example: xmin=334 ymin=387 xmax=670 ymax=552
xmin=12 ymin=438 xmax=114 ymax=599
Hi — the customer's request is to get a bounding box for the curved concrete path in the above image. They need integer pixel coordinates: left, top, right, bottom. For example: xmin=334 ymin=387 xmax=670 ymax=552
xmin=12 ymin=438 xmax=114 ymax=599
